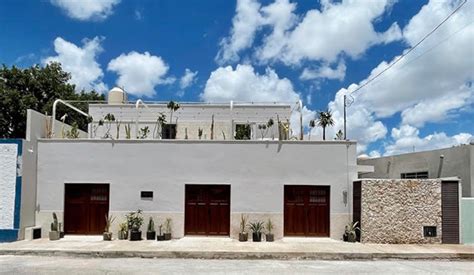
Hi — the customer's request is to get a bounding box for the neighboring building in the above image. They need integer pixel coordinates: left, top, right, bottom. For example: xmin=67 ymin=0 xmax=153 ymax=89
xmin=8 ymin=88 xmax=359 ymax=242
xmin=353 ymin=179 xmax=461 ymax=244
xmin=357 ymin=144 xmax=474 ymax=197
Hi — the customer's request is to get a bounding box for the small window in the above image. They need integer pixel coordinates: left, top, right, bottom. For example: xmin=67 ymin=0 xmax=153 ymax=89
xmin=401 ymin=171 xmax=429 ymax=179
xmin=162 ymin=124 xmax=176 ymax=139
xmin=141 ymin=191 xmax=153 ymax=200
xmin=235 ymin=124 xmax=251 ymax=140
xmin=424 ymin=226 xmax=437 ymax=237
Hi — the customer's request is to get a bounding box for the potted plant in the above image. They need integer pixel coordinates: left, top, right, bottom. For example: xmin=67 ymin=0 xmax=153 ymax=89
xmin=126 ymin=209 xmax=144 ymax=241
xmin=238 ymin=214 xmax=248 ymax=242
xmin=146 ymin=217 xmax=156 ymax=240
xmin=164 ymin=218 xmax=172 ymax=240
xmin=103 ymin=214 xmax=115 ymax=241
xmin=249 ymin=221 xmax=265 ymax=242
xmin=265 ymin=219 xmax=274 ymax=242
xmin=118 ymin=222 xmax=128 ymax=240
xmin=49 ymin=212 xmax=60 ymax=241
xmin=344 ymin=221 xmax=360 ymax=242
xmin=156 ymin=224 xmax=165 ymax=241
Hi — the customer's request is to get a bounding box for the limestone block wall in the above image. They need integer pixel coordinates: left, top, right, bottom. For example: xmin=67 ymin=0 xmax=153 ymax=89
xmin=360 ymin=179 xmax=442 ymax=244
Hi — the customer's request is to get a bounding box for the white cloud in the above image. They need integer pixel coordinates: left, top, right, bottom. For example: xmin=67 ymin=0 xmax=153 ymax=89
xmin=202 ymin=64 xmax=306 ymax=135
xmin=325 ymin=0 xmax=473 ymax=153
xmin=300 ymin=61 xmax=346 ymax=81
xmin=217 ymin=0 xmax=401 ymax=67
xmin=107 ymin=51 xmax=173 ymax=97
xmin=384 ymin=124 xmax=472 ymax=156
xmin=215 ymin=0 xmax=263 ymax=64
xmin=179 ymin=69 xmax=198 ymax=90
xmin=50 ymin=0 xmax=120 ymax=21
xmin=43 ymin=36 xmax=107 ymax=93
xmin=254 ymin=0 xmax=298 ymax=62
xmin=202 ymin=64 xmax=300 ymax=103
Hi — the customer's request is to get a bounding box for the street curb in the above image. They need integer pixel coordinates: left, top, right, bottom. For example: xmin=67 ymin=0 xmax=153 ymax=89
xmin=0 ymin=250 xmax=473 ymax=261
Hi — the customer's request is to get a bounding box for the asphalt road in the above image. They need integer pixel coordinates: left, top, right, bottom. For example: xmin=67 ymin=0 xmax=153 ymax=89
xmin=0 ymin=256 xmax=473 ymax=274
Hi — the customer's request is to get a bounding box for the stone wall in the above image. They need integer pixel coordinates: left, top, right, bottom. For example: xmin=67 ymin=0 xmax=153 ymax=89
xmin=360 ymin=179 xmax=442 ymax=244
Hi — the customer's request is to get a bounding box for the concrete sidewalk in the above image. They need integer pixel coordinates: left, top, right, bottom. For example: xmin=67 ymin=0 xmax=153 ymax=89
xmin=0 ymin=236 xmax=472 ymax=260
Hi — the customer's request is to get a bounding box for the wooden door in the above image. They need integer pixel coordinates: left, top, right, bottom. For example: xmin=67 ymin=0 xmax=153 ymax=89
xmin=64 ymin=184 xmax=109 ymax=235
xmin=185 ymin=185 xmax=230 ymax=236
xmin=284 ymin=185 xmax=330 ymax=237
xmin=442 ymin=181 xmax=459 ymax=244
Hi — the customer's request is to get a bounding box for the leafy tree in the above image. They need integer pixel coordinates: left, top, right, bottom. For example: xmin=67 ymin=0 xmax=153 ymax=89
xmin=316 ymin=110 xmax=334 ymax=141
xmin=0 ymin=62 xmax=105 ymax=138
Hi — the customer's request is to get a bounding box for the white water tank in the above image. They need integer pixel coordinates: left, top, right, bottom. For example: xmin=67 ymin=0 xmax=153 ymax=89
xmin=108 ymin=87 xmax=127 ymax=104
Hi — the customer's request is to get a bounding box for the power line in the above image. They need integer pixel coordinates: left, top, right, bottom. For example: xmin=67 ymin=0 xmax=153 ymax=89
xmin=359 ymin=20 xmax=473 ymax=90
xmin=348 ymin=0 xmax=468 ymax=98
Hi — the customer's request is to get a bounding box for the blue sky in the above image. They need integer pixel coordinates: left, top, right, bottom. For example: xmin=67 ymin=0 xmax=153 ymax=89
xmin=1 ymin=0 xmax=473 ymax=156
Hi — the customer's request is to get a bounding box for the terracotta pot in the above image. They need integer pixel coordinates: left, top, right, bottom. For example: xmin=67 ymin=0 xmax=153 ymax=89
xmin=157 ymin=235 xmax=165 ymax=241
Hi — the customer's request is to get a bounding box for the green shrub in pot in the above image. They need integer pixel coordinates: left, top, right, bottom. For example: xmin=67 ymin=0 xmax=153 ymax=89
xmin=126 ymin=209 xmax=144 ymax=241
xmin=249 ymin=221 xmax=265 ymax=242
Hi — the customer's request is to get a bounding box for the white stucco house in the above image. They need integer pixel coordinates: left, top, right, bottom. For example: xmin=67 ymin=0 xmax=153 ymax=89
xmin=2 ymin=87 xmax=359 ymax=241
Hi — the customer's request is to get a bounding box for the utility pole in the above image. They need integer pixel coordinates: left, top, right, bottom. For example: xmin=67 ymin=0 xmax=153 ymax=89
xmin=343 ymin=95 xmax=347 ymax=140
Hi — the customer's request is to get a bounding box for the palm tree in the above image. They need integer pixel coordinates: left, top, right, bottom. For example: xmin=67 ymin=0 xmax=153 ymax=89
xmin=316 ymin=110 xmax=334 ymax=141
xmin=166 ymin=101 xmax=180 ymax=124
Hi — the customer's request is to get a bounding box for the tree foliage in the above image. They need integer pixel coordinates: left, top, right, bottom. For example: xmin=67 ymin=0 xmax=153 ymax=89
xmin=316 ymin=110 xmax=334 ymax=141
xmin=0 ymin=62 xmax=105 ymax=138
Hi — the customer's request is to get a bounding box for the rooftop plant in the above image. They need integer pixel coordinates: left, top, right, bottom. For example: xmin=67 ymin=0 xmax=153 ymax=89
xmin=167 ymin=101 xmax=180 ymax=124
xmin=316 ymin=110 xmax=334 ymax=141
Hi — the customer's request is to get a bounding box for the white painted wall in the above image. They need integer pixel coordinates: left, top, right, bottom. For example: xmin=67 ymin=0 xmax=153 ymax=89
xmin=0 ymin=143 xmax=18 ymax=229
xmin=36 ymin=139 xmax=357 ymax=239
xmin=37 ymin=140 xmax=356 ymax=211
xmin=88 ymin=103 xmax=290 ymax=140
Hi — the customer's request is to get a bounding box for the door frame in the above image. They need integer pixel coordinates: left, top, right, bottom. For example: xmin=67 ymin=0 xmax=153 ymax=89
xmin=184 ymin=184 xmax=231 ymax=236
xmin=283 ymin=185 xmax=331 ymax=237
xmin=63 ymin=183 xmax=110 ymax=235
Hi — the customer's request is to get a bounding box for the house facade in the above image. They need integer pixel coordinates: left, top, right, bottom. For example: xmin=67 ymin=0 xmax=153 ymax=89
xmin=18 ymin=89 xmax=358 ymax=241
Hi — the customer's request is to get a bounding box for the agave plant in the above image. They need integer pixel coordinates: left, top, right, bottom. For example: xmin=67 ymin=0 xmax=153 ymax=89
xmin=345 ymin=221 xmax=360 ymax=242
xmin=249 ymin=221 xmax=265 ymax=233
